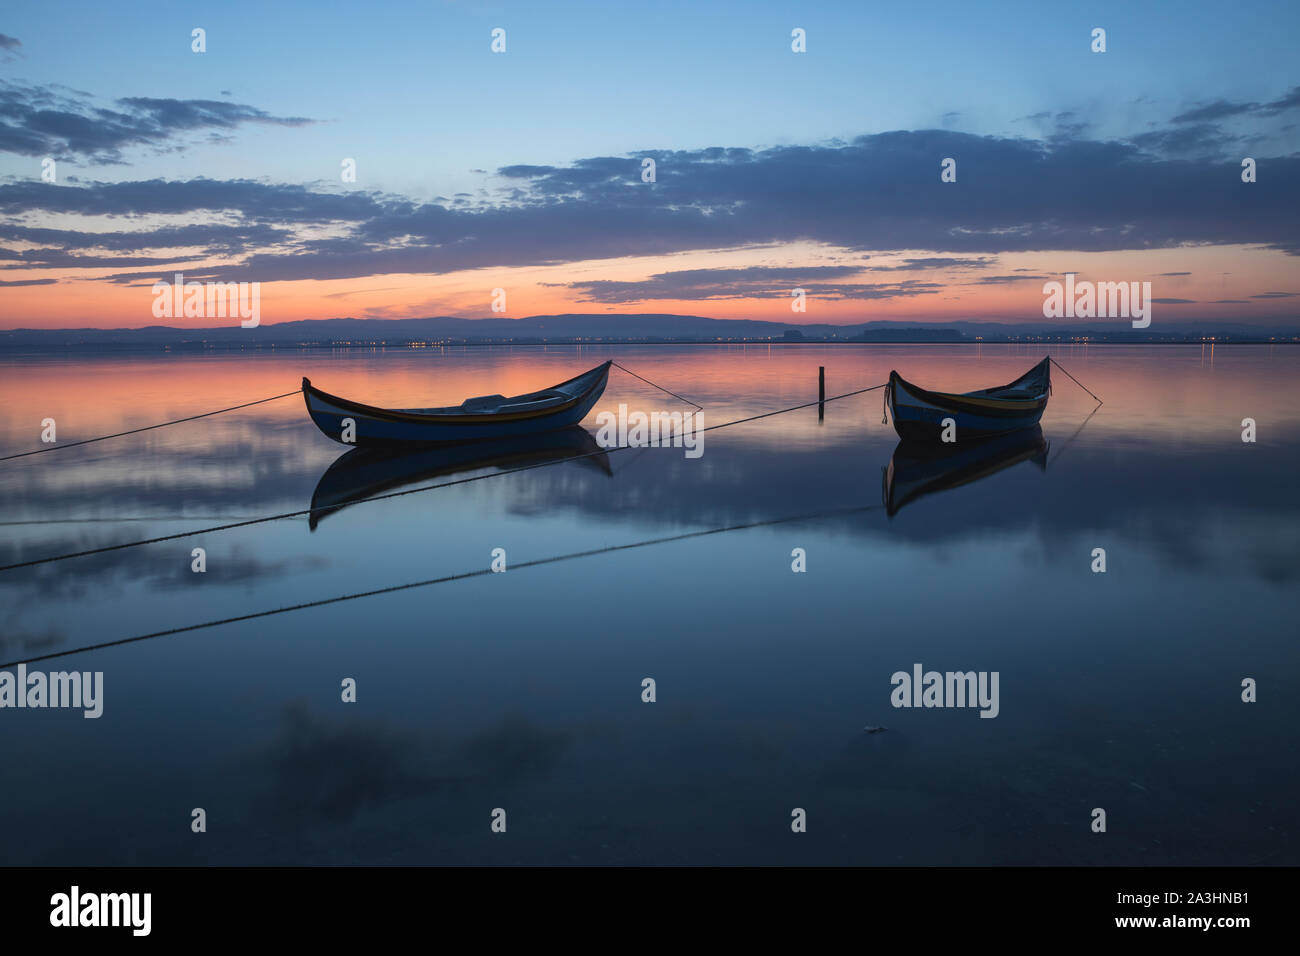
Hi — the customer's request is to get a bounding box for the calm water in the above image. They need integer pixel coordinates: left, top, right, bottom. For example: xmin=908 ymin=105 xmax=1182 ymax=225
xmin=0 ymin=344 xmax=1296 ymax=865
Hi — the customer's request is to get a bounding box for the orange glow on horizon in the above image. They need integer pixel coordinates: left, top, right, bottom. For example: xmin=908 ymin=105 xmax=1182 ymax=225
xmin=1 ymin=243 xmax=1295 ymax=329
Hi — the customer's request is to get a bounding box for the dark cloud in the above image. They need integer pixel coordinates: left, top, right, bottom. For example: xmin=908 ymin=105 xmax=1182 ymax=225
xmin=2 ymin=249 xmax=206 ymax=270
xmin=1171 ymin=86 xmax=1300 ymax=123
xmin=0 ymin=108 xmax=1297 ymax=285
xmin=0 ymin=277 xmax=56 ymax=286
xmin=971 ymin=274 xmax=1051 ymax=284
xmin=1129 ymin=122 xmax=1236 ymax=157
xmin=0 ymin=177 xmax=397 ymax=221
xmin=0 ymin=221 xmax=294 ymax=269
xmin=1150 ymin=298 xmax=1196 ymax=304
xmin=1049 ymin=111 xmax=1092 ymax=141
xmin=1259 ymin=86 xmax=1300 ymax=115
xmin=1013 ymin=111 xmax=1091 ymax=141
xmin=1158 ymin=271 xmax=1192 ymax=276
xmin=1171 ymin=100 xmax=1258 ymax=124
xmin=564 ymin=267 xmax=941 ymax=303
xmin=0 ymin=81 xmax=315 ymax=162
xmin=1249 ymin=291 xmax=1299 ymax=298
xmin=868 ymin=256 xmax=995 ymax=271
xmin=497 ymin=164 xmax=558 ymax=178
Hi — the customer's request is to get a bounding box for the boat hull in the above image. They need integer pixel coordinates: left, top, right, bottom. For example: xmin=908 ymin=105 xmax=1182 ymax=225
xmin=303 ymin=362 xmax=611 ymax=446
xmin=887 ymin=358 xmax=1050 ymax=442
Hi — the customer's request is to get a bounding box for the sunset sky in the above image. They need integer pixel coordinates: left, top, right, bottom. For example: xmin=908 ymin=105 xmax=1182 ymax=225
xmin=1 ymin=0 xmax=1297 ymax=330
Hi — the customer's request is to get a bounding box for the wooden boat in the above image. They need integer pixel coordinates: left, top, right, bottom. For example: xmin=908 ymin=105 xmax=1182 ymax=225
xmin=309 ymin=427 xmax=612 ymax=529
xmin=886 ymin=357 xmax=1051 ymax=442
xmin=882 ymin=426 xmax=1048 ymax=517
xmin=303 ymin=361 xmax=611 ymax=446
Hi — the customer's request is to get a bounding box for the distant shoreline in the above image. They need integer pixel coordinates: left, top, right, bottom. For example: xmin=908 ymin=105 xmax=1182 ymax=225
xmin=2 ymin=337 xmax=1298 ymax=355
xmin=4 ymin=313 xmax=1297 ymax=351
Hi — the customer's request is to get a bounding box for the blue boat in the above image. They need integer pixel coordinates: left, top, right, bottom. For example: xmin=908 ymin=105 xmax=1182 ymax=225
xmin=886 ymin=357 xmax=1051 ymax=442
xmin=303 ymin=360 xmax=611 ymax=446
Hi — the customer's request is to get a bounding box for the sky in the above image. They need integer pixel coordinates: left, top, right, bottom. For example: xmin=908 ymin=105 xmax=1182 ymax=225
xmin=1 ymin=0 xmax=1298 ymax=329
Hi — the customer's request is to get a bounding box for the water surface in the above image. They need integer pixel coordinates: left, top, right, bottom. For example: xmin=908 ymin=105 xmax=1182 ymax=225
xmin=0 ymin=344 xmax=1295 ymax=865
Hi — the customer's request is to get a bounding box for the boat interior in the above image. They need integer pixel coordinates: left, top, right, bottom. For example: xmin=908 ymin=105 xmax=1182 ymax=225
xmin=394 ymin=387 xmax=569 ymax=417
xmin=964 ymin=363 xmax=1050 ymax=399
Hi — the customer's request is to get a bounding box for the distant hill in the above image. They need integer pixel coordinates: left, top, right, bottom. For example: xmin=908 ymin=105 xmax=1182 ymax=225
xmin=1 ymin=313 xmax=1296 ymax=349
xmin=0 ymin=314 xmax=956 ymax=347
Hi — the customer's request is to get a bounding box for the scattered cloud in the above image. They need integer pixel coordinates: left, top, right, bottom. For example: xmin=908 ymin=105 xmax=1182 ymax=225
xmin=561 ymin=266 xmax=942 ymax=303
xmin=1171 ymin=86 xmax=1300 ymax=123
xmin=971 ymin=274 xmax=1051 ymax=284
xmin=0 ymin=88 xmax=1296 ymax=287
xmin=0 ymin=81 xmax=316 ymax=163
xmin=1129 ymin=122 xmax=1236 ymax=157
xmin=868 ymin=256 xmax=995 ymax=271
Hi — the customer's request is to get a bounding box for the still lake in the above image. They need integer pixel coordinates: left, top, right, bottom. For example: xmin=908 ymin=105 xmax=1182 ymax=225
xmin=0 ymin=344 xmax=1296 ymax=865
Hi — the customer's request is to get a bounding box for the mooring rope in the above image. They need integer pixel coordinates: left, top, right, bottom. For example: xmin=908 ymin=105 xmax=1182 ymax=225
xmin=1048 ymin=357 xmax=1103 ymax=405
xmin=0 ymin=389 xmax=304 ymax=463
xmin=0 ymin=515 xmax=270 ymax=526
xmin=0 ymin=503 xmax=881 ymax=668
xmin=1047 ymin=402 xmax=1103 ymax=467
xmin=0 ymin=382 xmax=887 ymax=573
xmin=0 ymin=361 xmax=1097 ymax=466
xmin=611 ymin=361 xmax=704 ymax=410
xmin=0 ymin=364 xmax=699 ymax=463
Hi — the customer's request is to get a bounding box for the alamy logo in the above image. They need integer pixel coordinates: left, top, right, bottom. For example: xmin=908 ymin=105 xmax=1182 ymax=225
xmin=594 ymin=404 xmax=704 ymax=458
xmin=0 ymin=665 xmax=103 ymax=718
xmin=151 ymin=272 xmax=260 ymax=328
xmin=50 ymin=886 xmax=150 ymax=936
xmin=890 ymin=663 xmax=1000 ymax=718
xmin=1042 ymin=274 xmax=1151 ymax=329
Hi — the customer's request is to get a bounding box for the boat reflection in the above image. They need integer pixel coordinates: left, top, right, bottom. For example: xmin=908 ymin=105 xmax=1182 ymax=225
xmin=309 ymin=426 xmax=612 ymax=529
xmin=882 ymin=426 xmax=1049 ymax=518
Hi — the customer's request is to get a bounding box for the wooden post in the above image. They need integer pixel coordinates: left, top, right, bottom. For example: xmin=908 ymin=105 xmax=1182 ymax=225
xmin=818 ymin=366 xmax=825 ymax=421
